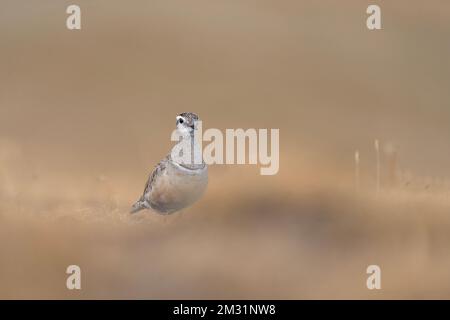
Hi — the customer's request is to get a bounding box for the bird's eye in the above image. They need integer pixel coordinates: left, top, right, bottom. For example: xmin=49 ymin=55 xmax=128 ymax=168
xmin=179 ymin=118 xmax=184 ymax=124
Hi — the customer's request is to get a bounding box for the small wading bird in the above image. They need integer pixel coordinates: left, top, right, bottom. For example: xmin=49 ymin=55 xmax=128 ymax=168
xmin=131 ymin=112 xmax=208 ymax=215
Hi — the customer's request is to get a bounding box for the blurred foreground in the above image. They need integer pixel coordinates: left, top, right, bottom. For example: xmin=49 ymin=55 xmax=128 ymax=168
xmin=1 ymin=139 xmax=450 ymax=299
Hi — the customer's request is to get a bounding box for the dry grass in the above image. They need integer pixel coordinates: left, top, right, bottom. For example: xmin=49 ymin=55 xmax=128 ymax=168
xmin=1 ymin=140 xmax=450 ymax=299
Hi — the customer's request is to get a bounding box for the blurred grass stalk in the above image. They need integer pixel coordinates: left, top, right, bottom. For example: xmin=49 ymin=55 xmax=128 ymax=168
xmin=375 ymin=139 xmax=380 ymax=195
xmin=354 ymin=150 xmax=360 ymax=193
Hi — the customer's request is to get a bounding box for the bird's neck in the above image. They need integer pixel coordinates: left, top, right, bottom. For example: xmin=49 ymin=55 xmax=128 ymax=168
xmin=173 ymin=132 xmax=204 ymax=169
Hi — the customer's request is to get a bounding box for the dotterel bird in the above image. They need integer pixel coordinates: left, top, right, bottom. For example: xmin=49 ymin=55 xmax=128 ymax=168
xmin=130 ymin=112 xmax=208 ymax=215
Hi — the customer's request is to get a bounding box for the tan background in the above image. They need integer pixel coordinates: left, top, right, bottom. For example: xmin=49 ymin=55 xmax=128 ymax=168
xmin=1 ymin=0 xmax=450 ymax=299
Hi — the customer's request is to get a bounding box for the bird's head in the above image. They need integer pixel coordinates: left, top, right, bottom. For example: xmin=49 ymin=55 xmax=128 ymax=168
xmin=176 ymin=112 xmax=200 ymax=136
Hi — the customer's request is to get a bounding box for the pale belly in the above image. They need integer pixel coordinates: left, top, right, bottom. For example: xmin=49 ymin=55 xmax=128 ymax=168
xmin=148 ymin=165 xmax=208 ymax=214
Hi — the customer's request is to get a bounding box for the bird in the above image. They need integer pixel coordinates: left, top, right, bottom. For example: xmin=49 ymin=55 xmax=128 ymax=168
xmin=130 ymin=112 xmax=208 ymax=215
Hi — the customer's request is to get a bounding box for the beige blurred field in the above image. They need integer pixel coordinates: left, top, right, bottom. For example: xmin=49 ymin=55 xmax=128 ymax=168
xmin=1 ymin=0 xmax=450 ymax=299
